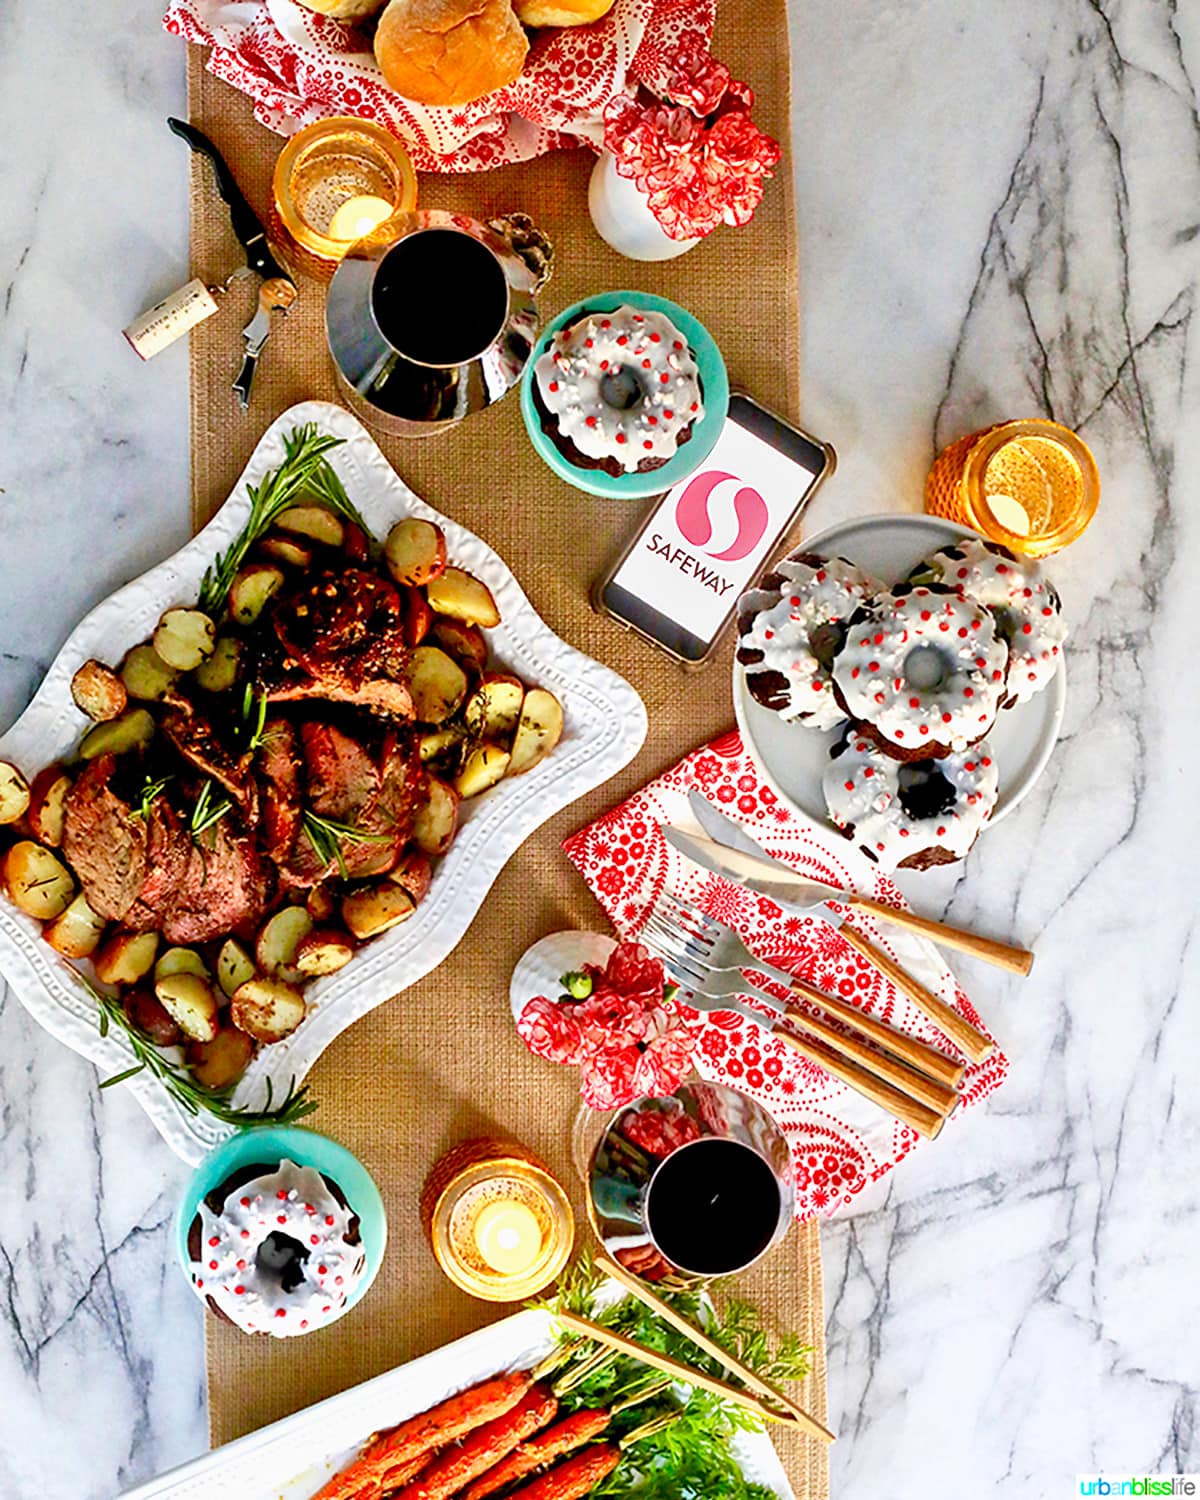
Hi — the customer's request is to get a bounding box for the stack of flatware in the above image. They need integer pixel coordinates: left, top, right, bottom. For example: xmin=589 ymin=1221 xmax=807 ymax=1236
xmin=641 ymin=792 xmax=1033 ymax=1136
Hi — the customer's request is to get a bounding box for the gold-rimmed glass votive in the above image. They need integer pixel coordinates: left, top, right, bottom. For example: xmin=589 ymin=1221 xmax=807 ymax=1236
xmin=420 ymin=1139 xmax=575 ymax=1303
xmin=272 ymin=117 xmax=417 ymax=264
xmin=925 ymin=418 xmax=1100 ymax=557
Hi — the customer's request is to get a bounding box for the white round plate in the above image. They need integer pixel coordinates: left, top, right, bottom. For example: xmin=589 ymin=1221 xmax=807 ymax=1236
xmin=509 ymin=931 xmax=617 ymax=1024
xmin=733 ymin=514 xmax=1066 ymax=853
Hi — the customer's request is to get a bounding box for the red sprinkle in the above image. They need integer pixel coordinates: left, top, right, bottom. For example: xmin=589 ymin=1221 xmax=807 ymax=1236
xmin=275 ymin=1309 xmax=286 ymax=1318
xmin=643 ymin=440 xmax=653 ymax=449
xmin=277 ymin=1215 xmax=287 ymax=1225
xmin=277 ymin=1190 xmax=287 ymax=1200
xmin=844 ymin=780 xmax=855 ymax=791
xmin=234 ymin=1286 xmax=245 ymax=1295
xmin=548 ymin=381 xmax=559 ymax=393
xmin=208 ymin=1236 xmax=220 ymax=1247
xmin=239 ymin=1198 xmax=250 ymax=1208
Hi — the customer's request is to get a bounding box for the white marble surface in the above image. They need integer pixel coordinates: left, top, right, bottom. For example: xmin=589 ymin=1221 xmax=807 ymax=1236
xmin=0 ymin=0 xmax=1196 ymax=1495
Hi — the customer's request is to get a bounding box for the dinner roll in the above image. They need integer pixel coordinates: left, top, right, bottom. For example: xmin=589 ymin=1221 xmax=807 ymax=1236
xmin=295 ymin=0 xmax=388 ymax=19
xmin=375 ymin=0 xmax=529 ymax=106
xmin=513 ymin=0 xmax=614 ymax=25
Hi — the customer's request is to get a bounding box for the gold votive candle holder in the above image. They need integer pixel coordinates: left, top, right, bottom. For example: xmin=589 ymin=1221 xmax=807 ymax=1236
xmin=272 ymin=117 xmax=417 ymax=265
xmin=925 ymin=418 xmax=1099 ymax=558
xmin=421 ymin=1138 xmax=574 ymax=1303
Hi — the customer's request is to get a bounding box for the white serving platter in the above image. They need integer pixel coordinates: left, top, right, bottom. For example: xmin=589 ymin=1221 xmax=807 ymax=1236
xmin=0 ymin=401 xmax=648 ymax=1163
xmin=733 ymin=514 xmax=1066 ymax=856
xmin=116 ymin=1303 xmax=797 ymax=1500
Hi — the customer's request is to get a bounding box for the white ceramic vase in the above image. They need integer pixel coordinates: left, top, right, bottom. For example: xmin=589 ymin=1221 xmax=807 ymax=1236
xmin=587 ymin=150 xmax=702 ymax=262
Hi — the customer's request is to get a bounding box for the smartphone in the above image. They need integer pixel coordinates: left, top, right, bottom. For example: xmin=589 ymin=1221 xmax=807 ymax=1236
xmin=594 ymin=393 xmax=835 ymax=667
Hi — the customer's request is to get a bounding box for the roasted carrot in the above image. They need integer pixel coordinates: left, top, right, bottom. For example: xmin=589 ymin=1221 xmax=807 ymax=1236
xmin=312 ymin=1373 xmax=534 ymax=1500
xmin=502 ymin=1445 xmax=622 ymax=1500
xmin=389 ymin=1387 xmax=558 ymax=1500
xmin=462 ymin=1410 xmax=611 ymax=1500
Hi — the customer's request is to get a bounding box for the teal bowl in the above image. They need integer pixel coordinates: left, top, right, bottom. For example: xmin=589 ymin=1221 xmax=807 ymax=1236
xmin=520 ymin=290 xmax=730 ymax=500
xmin=174 ymin=1125 xmax=387 ymax=1329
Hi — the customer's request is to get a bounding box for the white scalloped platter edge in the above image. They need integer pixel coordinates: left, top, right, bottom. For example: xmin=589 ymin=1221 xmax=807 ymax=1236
xmin=0 ymin=401 xmax=648 ymax=1163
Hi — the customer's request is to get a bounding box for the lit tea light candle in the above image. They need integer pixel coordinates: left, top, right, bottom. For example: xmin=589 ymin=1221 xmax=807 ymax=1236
xmin=327 ymin=193 xmax=395 ymax=244
xmin=421 ymin=1139 xmax=574 ymax=1303
xmin=473 ymin=1200 xmax=544 ymax=1276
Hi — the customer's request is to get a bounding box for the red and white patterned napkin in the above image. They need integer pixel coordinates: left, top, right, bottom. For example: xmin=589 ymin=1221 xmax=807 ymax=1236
xmin=163 ymin=0 xmax=714 ymax=173
xmin=563 ymin=729 xmax=1008 ymax=1219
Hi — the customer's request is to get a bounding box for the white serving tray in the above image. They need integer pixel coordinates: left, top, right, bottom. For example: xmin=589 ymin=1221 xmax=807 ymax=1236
xmin=116 ymin=1305 xmax=796 ymax=1499
xmin=0 ymin=401 xmax=647 ymax=1163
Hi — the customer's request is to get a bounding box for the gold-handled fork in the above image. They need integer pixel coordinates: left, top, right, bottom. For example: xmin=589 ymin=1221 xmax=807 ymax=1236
xmin=641 ymin=906 xmax=956 ymax=1139
xmin=646 ymin=889 xmax=967 ymax=1088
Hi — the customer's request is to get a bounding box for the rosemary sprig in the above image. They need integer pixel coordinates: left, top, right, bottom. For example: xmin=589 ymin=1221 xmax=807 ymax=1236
xmin=190 ymin=778 xmax=232 ymax=841
xmin=301 ymin=809 xmax=390 ymax=878
xmin=85 ymin=978 xmax=318 ymax=1126
xmin=239 ymin=683 xmax=270 ymax=752
xmin=530 ymin=1255 xmax=810 ymax=1500
xmin=198 ymin=425 xmax=370 ymax=614
xmin=130 ymin=774 xmax=172 ymax=822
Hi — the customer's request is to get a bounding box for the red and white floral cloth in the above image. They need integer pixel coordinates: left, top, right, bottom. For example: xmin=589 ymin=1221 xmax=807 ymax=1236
xmin=163 ymin=0 xmax=714 ymax=172
xmin=563 ymin=729 xmax=1009 ymax=1219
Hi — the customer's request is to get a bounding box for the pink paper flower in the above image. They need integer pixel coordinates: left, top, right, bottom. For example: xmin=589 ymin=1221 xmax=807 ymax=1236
xmin=602 ymin=42 xmax=781 ymax=241
xmin=515 ymin=940 xmax=695 ymax=1110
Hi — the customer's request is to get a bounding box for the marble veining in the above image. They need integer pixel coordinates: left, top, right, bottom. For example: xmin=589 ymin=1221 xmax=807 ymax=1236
xmin=1 ymin=0 xmax=1197 ymax=1495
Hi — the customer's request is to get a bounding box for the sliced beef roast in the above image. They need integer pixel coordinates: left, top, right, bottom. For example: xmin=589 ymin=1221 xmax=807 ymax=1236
xmin=61 ymin=755 xmax=147 ymax=923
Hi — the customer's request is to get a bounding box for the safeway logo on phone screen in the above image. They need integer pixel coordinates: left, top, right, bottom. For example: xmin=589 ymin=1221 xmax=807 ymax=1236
xmin=614 ymin=418 xmax=820 ymax=641
xmin=674 ymin=471 xmax=770 ymax=562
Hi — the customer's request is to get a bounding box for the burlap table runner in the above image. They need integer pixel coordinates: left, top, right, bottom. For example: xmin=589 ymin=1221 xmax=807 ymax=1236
xmin=186 ymin=8 xmax=828 ymax=1494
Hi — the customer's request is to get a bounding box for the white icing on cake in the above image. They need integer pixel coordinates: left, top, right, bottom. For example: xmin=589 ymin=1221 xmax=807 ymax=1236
xmin=831 ymin=586 xmax=1008 ymax=753
xmin=736 ymin=556 xmax=883 ymax=731
xmin=534 ymin=305 xmax=703 ymax=473
xmin=188 ymin=1158 xmax=365 ymax=1338
xmin=919 ymin=538 xmax=1066 ymax=704
xmin=824 ymin=732 xmax=999 ymax=871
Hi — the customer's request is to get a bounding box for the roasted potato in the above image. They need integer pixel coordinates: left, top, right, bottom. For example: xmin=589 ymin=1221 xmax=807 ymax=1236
xmin=276 ymin=505 xmax=345 ymax=547
xmin=3 ymin=842 xmax=75 ymax=920
xmin=507 ymin=688 xmax=564 ymax=775
xmin=153 ymin=608 xmax=216 ymax=672
xmin=259 ymin=535 xmax=314 ymax=570
xmin=94 ymin=930 xmax=160 ymax=985
xmin=230 ymin=977 xmax=306 ymax=1043
xmin=193 ymin=635 xmax=242 ymax=693
xmin=418 ymin=725 xmax=466 ymax=766
xmin=293 ymin=928 xmax=355 ymax=976
xmin=426 ymin=566 xmax=500 ymax=629
xmin=341 ymin=882 xmax=415 ymax=940
xmin=255 ymin=906 xmax=314 ymax=977
xmin=26 ymin=764 xmax=71 ymax=845
xmin=463 ymin=674 xmax=524 ymax=741
xmin=216 ymin=937 xmax=257 ymax=1000
xmin=42 ymin=892 xmax=106 ymax=958
xmin=155 ymin=971 xmax=220 ymax=1043
xmin=123 ymin=988 xmax=182 ymax=1048
xmin=154 ymin=946 xmax=209 ymax=984
xmin=70 ymin=660 xmax=127 ymax=723
xmin=385 ymin=517 xmax=447 ymax=587
xmin=79 ymin=708 xmax=155 ymax=760
xmin=413 ymin=777 xmax=460 ymax=855
xmin=429 ymin=617 xmax=488 ymax=675
xmin=403 ymin=587 xmax=433 ymax=647
xmin=228 ymin=564 xmax=285 ymax=626
xmin=0 ymin=761 xmax=31 ymax=826
xmin=305 ymin=884 xmax=337 ymax=923
xmin=408 ymin=646 xmax=469 ymax=725
xmin=120 ymin=644 xmax=179 ymax=702
xmin=390 ymin=849 xmax=432 ymax=905
xmin=454 ymin=743 xmax=511 ymax=799
xmin=187 ymin=1025 xmax=254 ymax=1090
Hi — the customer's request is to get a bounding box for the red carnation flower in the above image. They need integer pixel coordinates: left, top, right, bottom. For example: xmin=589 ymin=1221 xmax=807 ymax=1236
xmin=516 ymin=996 xmax=583 ymax=1065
